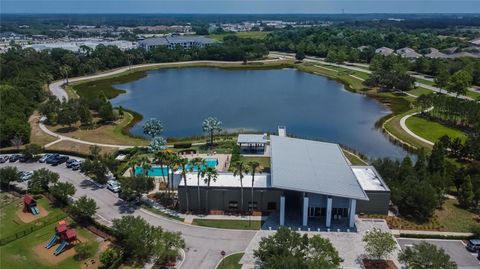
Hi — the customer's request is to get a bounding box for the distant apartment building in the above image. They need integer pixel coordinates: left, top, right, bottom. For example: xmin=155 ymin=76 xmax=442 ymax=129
xmin=138 ymin=35 xmax=216 ymax=51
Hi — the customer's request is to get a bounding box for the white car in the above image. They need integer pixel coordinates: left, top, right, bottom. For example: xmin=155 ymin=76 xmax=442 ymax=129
xmin=19 ymin=171 xmax=33 ymax=182
xmin=106 ymin=180 xmax=120 ymax=193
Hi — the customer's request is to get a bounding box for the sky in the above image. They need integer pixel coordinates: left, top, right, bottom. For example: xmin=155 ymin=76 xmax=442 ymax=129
xmin=2 ymin=0 xmax=480 ymax=14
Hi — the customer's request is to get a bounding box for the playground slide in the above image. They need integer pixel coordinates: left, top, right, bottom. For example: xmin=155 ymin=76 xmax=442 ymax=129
xmin=30 ymin=206 xmax=39 ymax=215
xmin=45 ymin=234 xmax=57 ymax=249
xmin=54 ymin=240 xmax=69 ymax=256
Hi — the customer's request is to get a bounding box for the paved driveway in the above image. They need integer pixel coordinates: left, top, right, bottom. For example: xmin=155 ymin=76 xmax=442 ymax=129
xmin=397 ymin=238 xmax=480 ymax=269
xmin=1 ymin=161 xmax=255 ymax=269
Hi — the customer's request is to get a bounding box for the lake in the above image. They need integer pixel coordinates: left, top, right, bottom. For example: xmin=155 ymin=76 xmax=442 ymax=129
xmin=112 ymin=67 xmax=410 ymax=159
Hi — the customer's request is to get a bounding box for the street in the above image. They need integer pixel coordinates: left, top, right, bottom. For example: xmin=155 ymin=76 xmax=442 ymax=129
xmin=0 ymin=160 xmax=256 ymax=269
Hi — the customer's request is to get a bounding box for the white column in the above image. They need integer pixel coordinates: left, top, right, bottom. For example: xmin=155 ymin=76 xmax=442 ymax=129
xmin=326 ymin=197 xmax=333 ymax=227
xmin=280 ymin=196 xmax=285 ymax=226
xmin=349 ymin=199 xmax=357 ymax=228
xmin=303 ymin=195 xmax=309 ymax=227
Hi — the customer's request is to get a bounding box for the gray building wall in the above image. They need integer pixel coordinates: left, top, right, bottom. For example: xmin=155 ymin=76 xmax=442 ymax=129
xmin=356 ymin=190 xmax=390 ymax=215
xmin=178 ymin=186 xmax=282 ymax=213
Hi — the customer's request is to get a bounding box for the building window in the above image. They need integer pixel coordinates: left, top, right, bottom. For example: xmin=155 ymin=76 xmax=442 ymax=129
xmin=248 ymin=202 xmax=258 ymax=210
xmin=267 ymin=202 xmax=276 ymax=210
xmin=228 ymin=201 xmax=238 ymax=210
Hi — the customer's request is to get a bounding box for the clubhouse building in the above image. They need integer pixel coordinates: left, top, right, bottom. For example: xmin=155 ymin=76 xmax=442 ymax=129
xmin=178 ymin=132 xmax=390 ymax=229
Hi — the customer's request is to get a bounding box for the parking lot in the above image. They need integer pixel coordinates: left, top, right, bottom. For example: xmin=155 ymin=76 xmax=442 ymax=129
xmin=397 ymin=238 xmax=480 ymax=269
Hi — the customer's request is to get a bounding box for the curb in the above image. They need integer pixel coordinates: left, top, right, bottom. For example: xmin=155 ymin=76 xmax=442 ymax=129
xmin=214 ymin=251 xmax=244 ymax=269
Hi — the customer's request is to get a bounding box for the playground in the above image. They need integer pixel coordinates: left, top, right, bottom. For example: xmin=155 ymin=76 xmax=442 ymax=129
xmin=0 ymin=218 xmax=103 ymax=269
xmin=16 ymin=195 xmax=49 ymax=223
xmin=0 ymin=194 xmax=61 ymax=238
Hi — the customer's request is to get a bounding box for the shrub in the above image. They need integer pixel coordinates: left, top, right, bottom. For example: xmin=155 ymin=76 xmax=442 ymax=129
xmin=74 ymin=242 xmax=95 ymax=261
xmin=173 ymin=143 xmax=192 ymax=149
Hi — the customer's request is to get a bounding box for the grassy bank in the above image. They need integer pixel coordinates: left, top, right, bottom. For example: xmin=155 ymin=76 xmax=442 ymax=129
xmin=406 ymin=116 xmax=467 ymax=143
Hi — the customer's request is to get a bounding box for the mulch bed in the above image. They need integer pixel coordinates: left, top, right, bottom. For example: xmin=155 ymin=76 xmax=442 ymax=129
xmin=362 ymin=259 xmax=398 ymax=269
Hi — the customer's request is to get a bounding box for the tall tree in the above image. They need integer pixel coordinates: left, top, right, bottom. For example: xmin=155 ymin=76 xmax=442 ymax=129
xmin=446 ymin=70 xmax=472 ymax=97
xmin=399 ymin=241 xmax=457 ymax=269
xmin=28 ymin=168 xmax=59 ymax=193
xmin=190 ymin=157 xmax=206 ymax=210
xmin=232 ymin=161 xmax=247 ymax=212
xmin=70 ymin=195 xmax=98 ymax=221
xmin=148 ymin=136 xmax=167 ymax=152
xmin=458 ymin=175 xmax=474 ymax=208
xmin=143 ymin=118 xmax=164 ymax=139
xmin=362 ymin=228 xmax=397 ymax=262
xmin=254 ymin=227 xmax=342 ymax=269
xmin=50 ymin=182 xmax=76 ymax=204
xmin=202 ymin=117 xmax=222 ymax=148
xmin=247 ymin=161 xmax=262 ymax=217
xmin=203 ymin=166 xmax=218 ymax=213
xmin=178 ymin=158 xmax=190 ymax=212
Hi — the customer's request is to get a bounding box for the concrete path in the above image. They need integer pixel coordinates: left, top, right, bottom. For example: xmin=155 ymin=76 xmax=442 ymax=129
xmin=392 ymin=229 xmax=474 ymax=237
xmin=399 ymin=111 xmax=435 ymax=146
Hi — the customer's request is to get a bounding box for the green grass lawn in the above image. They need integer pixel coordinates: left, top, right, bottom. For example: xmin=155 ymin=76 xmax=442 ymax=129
xmin=192 ymin=219 xmax=262 ymax=230
xmin=436 ymin=199 xmax=479 ymax=233
xmin=408 ymin=87 xmax=433 ymax=97
xmin=405 ymin=116 xmax=467 ymax=143
xmin=240 ymin=156 xmax=271 ymax=171
xmin=0 ymin=220 xmax=99 ymax=269
xmin=217 ymin=252 xmax=244 ymax=269
xmin=342 ymin=150 xmax=367 ymax=165
xmin=0 ymin=195 xmax=65 ymax=239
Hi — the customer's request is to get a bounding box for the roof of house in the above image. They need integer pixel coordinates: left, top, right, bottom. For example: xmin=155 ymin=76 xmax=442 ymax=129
xmin=139 ymin=36 xmax=216 ymax=46
xmin=425 ymin=50 xmax=449 ymax=59
xmin=237 ymin=134 xmax=268 ymax=144
xmin=470 ymin=37 xmax=480 ymax=46
xmin=375 ymin=47 xmax=394 ymax=56
xmin=351 ymin=166 xmax=390 ymax=192
xmin=178 ymin=172 xmax=270 ymax=188
xmin=269 ymin=136 xmax=369 ymax=200
xmin=396 ymin=47 xmax=422 ymax=59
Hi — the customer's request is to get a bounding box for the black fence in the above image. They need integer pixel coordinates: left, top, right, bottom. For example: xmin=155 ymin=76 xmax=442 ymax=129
xmin=0 ymin=212 xmax=67 ymax=246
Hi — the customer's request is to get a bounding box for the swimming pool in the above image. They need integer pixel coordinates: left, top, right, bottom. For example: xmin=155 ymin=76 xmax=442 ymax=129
xmin=135 ymin=166 xmax=169 ymax=177
xmin=182 ymin=158 xmax=218 ymax=172
xmin=134 ymin=159 xmax=218 ymax=176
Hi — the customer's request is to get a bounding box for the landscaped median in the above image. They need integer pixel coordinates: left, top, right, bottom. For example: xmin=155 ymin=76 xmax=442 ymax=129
xmin=191 ymin=219 xmax=263 ymax=230
xmin=216 ymin=252 xmax=244 ymax=269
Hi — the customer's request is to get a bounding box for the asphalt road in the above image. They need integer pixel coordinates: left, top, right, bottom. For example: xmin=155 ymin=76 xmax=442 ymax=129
xmin=1 ymin=160 xmax=256 ymax=269
xmin=397 ymin=238 xmax=480 ymax=269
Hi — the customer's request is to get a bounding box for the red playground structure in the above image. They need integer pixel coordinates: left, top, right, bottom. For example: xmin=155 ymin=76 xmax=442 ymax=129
xmin=23 ymin=195 xmax=40 ymax=215
xmin=45 ymin=220 xmax=78 ymax=256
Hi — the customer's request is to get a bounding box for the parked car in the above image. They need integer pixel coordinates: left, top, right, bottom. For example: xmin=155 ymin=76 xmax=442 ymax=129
xmin=39 ymin=153 xmax=53 ymax=163
xmin=0 ymin=155 xmax=8 ymax=163
xmin=18 ymin=171 xmax=33 ymax=182
xmin=467 ymin=239 xmax=480 ymax=252
xmin=9 ymin=154 xmax=20 ymax=162
xmin=107 ymin=180 xmax=121 ymax=193
xmin=45 ymin=154 xmax=60 ymax=164
xmin=66 ymin=159 xmax=77 ymax=168
xmin=19 ymin=154 xmax=30 ymax=163
xmin=71 ymin=161 xmax=82 ymax=171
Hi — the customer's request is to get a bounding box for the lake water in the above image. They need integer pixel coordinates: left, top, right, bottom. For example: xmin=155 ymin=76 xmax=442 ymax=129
xmin=112 ymin=67 xmax=410 ymax=159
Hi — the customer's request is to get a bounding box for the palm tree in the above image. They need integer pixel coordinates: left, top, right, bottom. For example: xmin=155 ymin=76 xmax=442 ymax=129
xmin=203 ymin=166 xmax=218 ymax=213
xmin=178 ymin=158 xmax=190 ymax=212
xmin=166 ymin=153 xmax=180 ymax=200
xmin=190 ymin=157 xmax=206 ymax=210
xmin=247 ymin=161 xmax=262 ymax=221
xmin=154 ymin=150 xmax=169 ymax=187
xmin=125 ymin=153 xmax=143 ymax=177
xmin=232 ymin=161 xmax=248 ymax=212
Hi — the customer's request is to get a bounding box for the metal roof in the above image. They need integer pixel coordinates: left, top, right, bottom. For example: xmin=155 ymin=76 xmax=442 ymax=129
xmin=178 ymin=172 xmax=270 ymax=188
xmin=351 ymin=166 xmax=390 ymax=192
xmin=237 ymin=134 xmax=267 ymax=144
xmin=270 ymin=136 xmax=369 ymax=200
